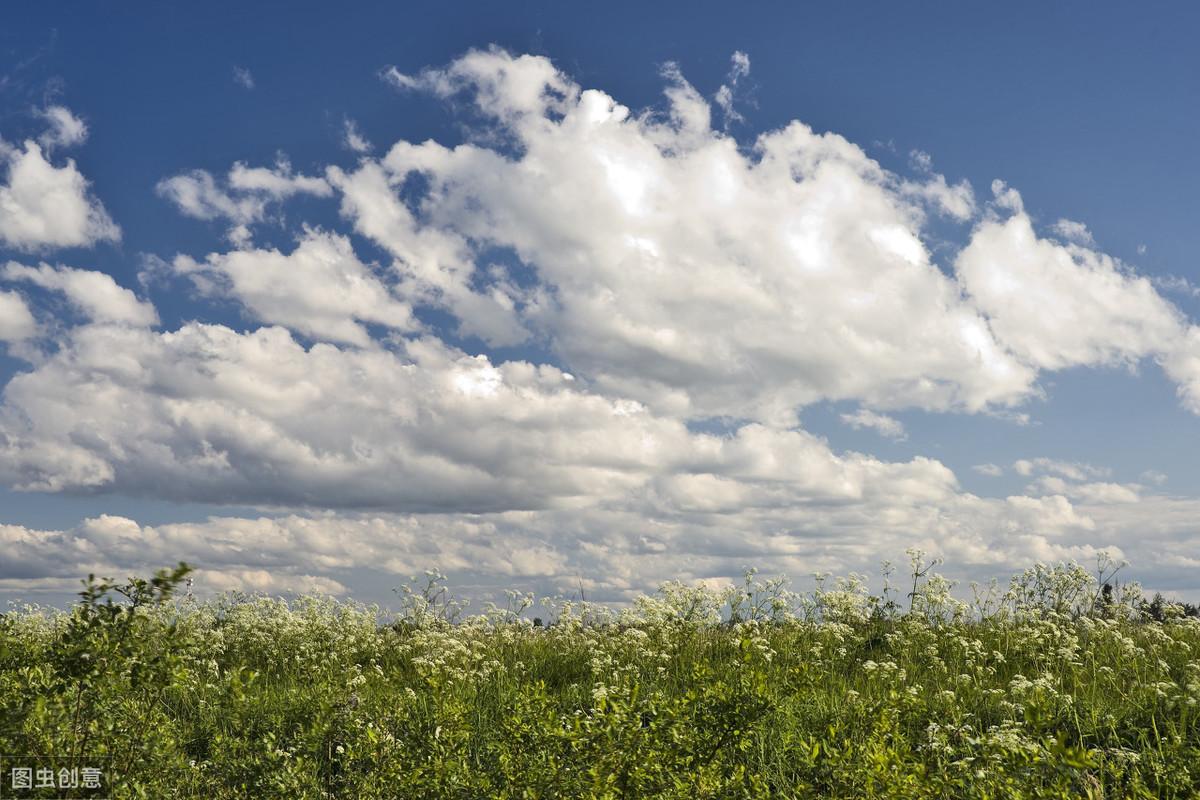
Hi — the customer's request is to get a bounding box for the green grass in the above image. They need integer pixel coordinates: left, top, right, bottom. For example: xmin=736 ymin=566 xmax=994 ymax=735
xmin=2 ymin=558 xmax=1199 ymax=798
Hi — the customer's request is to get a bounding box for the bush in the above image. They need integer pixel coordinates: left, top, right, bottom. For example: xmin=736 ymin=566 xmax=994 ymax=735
xmin=1 ymin=557 xmax=1198 ymax=798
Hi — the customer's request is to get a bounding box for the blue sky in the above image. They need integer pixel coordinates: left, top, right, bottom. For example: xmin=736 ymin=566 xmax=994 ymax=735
xmin=2 ymin=2 xmax=1200 ymax=606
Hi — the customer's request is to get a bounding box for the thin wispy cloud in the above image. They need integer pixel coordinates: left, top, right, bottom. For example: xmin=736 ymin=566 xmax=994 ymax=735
xmin=840 ymin=409 xmax=907 ymax=440
xmin=342 ymin=118 xmax=372 ymax=153
xmin=233 ymin=66 xmax=255 ymax=90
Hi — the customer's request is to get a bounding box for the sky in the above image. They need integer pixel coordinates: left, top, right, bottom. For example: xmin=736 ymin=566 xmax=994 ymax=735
xmin=2 ymin=1 xmax=1200 ymax=608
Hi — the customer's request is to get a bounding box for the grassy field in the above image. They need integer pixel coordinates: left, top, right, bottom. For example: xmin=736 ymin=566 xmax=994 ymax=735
xmin=2 ymin=556 xmax=1199 ymax=798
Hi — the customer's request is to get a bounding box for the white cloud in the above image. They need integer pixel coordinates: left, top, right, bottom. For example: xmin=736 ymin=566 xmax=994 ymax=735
xmin=909 ymin=149 xmax=933 ymax=172
xmin=1070 ymin=482 xmax=1140 ymax=504
xmin=3 ymin=311 xmax=1161 ymax=599
xmin=233 ymin=66 xmax=255 ymax=90
xmin=1161 ymin=326 xmax=1200 ymax=414
xmin=5 ymin=51 xmax=1200 ymax=602
xmin=714 ymin=51 xmax=751 ymax=126
xmin=0 ymin=140 xmax=120 ymax=251
xmin=989 ymin=179 xmax=1024 ymax=212
xmin=1012 ymin=457 xmax=1138 ymax=506
xmin=957 ymin=197 xmax=1184 ymax=372
xmin=1050 ymin=218 xmax=1094 ymax=246
xmin=902 ymin=171 xmax=975 ymax=220
xmin=15 ymin=473 xmax=1200 ymax=600
xmin=955 ymin=199 xmax=1200 ymax=419
xmin=157 ymin=170 xmax=243 ymax=221
xmin=0 ymin=290 xmax=36 ymax=342
xmin=1012 ymin=457 xmax=1109 ymax=481
xmin=0 ymin=312 xmax=988 ymax=521
xmin=197 ymin=569 xmax=345 ymax=595
xmin=1152 ymin=274 xmax=1200 ymax=299
xmin=972 ymin=463 xmax=1003 ymax=477
xmin=343 ymin=119 xmax=372 ymax=154
xmin=227 ymin=161 xmax=329 ymax=197
xmin=183 ymin=51 xmax=1200 ymax=424
xmin=901 ymin=150 xmax=975 ymax=220
xmin=729 ymin=51 xmax=751 ymax=81
xmin=347 ymin=50 xmax=1035 ymax=424
xmin=3 ymin=262 xmax=158 ymax=326
xmin=325 ymin=160 xmax=529 ymax=347
xmin=1141 ymin=469 xmax=1168 ymax=486
xmin=840 ymin=408 xmax=907 ymax=440
xmin=157 ymin=158 xmax=331 ymax=243
xmin=382 ymin=48 xmax=576 ymax=125
xmin=169 ymin=228 xmax=414 ymax=346
xmin=1027 ymin=475 xmax=1138 ymax=504
xmin=0 ymin=322 xmax=696 ymax=504
xmin=0 ymin=512 xmax=568 ymax=594
xmin=37 ymin=106 xmax=88 ymax=150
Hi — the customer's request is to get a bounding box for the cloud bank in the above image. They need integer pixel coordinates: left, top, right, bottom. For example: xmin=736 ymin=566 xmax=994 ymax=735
xmin=3 ymin=54 xmax=1200 ymax=600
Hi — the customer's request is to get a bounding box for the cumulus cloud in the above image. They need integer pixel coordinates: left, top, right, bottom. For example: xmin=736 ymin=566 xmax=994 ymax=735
xmin=0 ymin=316 xmax=1153 ymax=599
xmin=901 ymin=150 xmax=975 ymax=220
xmin=325 ymin=160 xmax=529 ymax=347
xmin=12 ymin=474 xmax=1200 ymax=601
xmin=174 ymin=51 xmax=1200 ymax=422
xmin=1051 ymin=218 xmax=1094 ymax=246
xmin=1160 ymin=326 xmax=1200 ymax=414
xmin=0 ymin=140 xmax=120 ymax=251
xmin=5 ymin=50 xmax=1200 ymax=602
xmin=157 ymin=158 xmax=331 ymax=244
xmin=1009 ymin=457 xmax=1139 ymax=508
xmin=1064 ymin=482 xmax=1140 ymax=504
xmin=839 ymin=408 xmax=907 ymax=440
xmin=958 ymin=191 xmax=1186 ymax=373
xmin=902 ymin=171 xmax=976 ymax=221
xmin=382 ymin=49 xmax=576 ymax=125
xmin=351 ymin=49 xmax=1037 ymax=423
xmin=0 ymin=322 xmax=694 ymax=505
xmin=0 ymin=512 xmax=567 ymax=596
xmin=0 ymin=315 xmax=983 ymax=518
xmin=3 ymin=261 xmax=158 ymax=326
xmin=0 ymin=290 xmax=37 ymax=342
xmin=169 ymin=229 xmax=413 ymax=346
xmin=972 ymin=463 xmax=1004 ymax=477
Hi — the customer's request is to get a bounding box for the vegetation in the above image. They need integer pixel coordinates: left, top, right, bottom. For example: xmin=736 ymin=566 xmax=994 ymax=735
xmin=2 ymin=554 xmax=1199 ymax=798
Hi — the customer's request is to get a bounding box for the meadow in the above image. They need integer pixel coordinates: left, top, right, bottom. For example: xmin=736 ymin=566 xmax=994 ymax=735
xmin=2 ymin=554 xmax=1199 ymax=798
